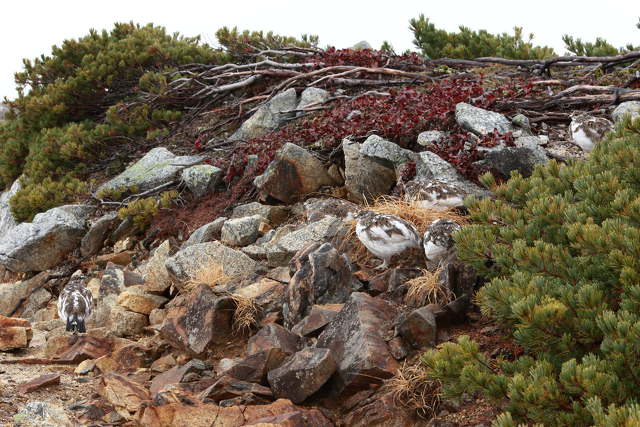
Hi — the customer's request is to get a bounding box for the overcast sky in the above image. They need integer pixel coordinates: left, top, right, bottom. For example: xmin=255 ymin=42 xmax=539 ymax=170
xmin=1 ymin=0 xmax=638 ymax=100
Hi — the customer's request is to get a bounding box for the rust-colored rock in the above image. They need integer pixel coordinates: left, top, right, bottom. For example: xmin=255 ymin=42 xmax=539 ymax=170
xmin=199 ymin=375 xmax=273 ymax=403
xmin=291 ymin=304 xmax=342 ymax=337
xmin=285 ymin=242 xmax=359 ymax=328
xmin=225 ymin=348 xmax=287 ymax=384
xmin=398 ymin=306 xmax=437 ymax=349
xmin=117 ymin=285 xmax=168 ymax=315
xmin=95 ymin=355 xmax=119 ymax=374
xmin=160 ymin=284 xmax=235 ymax=356
xmin=369 ymin=268 xmax=423 ymax=298
xmin=101 ymin=373 xmax=150 ymax=418
xmin=17 ymin=373 xmax=61 ymax=393
xmin=150 ymin=359 xmax=210 ymax=397
xmin=112 ymin=343 xmax=158 ymax=371
xmin=267 ymin=348 xmax=337 ymax=404
xmin=247 ymin=323 xmax=302 ymax=356
xmin=317 ymin=292 xmax=399 ymax=397
xmin=96 ymin=250 xmax=134 ymax=266
xmin=344 ymin=392 xmax=420 ymax=427
xmin=55 ymin=335 xmax=112 ymax=363
xmin=0 ymin=315 xmax=32 ymax=350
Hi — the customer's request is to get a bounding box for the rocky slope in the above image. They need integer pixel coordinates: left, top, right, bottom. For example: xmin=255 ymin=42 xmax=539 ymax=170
xmin=1 ymin=53 xmax=640 ymax=426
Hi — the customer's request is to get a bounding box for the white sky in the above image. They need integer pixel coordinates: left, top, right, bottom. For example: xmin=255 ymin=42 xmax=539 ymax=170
xmin=0 ymin=0 xmax=638 ymax=100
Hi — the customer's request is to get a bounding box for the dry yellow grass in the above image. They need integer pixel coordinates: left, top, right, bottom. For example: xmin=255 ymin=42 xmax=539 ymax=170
xmin=384 ymin=362 xmax=442 ymax=419
xmin=185 ymin=263 xmax=230 ymax=291
xmin=231 ymin=294 xmax=261 ymax=334
xmin=405 ymin=268 xmax=454 ymax=307
xmin=338 ymin=196 xmax=466 ymax=268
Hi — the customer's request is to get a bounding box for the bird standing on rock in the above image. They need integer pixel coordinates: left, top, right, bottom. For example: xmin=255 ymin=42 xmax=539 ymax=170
xmin=423 ymin=218 xmax=462 ymax=269
xmin=355 ymin=210 xmax=422 ymax=270
xmin=58 ymin=271 xmax=93 ymax=334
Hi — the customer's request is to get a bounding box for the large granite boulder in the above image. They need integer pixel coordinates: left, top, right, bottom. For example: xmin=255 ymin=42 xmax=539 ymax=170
xmin=612 ymin=101 xmax=640 ymax=123
xmin=284 ymin=242 xmax=360 ymax=328
xmin=231 ymin=202 xmax=289 ymax=226
xmin=80 ymin=212 xmax=120 ymax=257
xmin=96 ymin=147 xmax=202 ymax=199
xmin=0 ymin=204 xmax=92 ymax=272
xmin=181 ymin=217 xmax=227 ymax=248
xmin=221 ymin=215 xmax=263 ymax=247
xmin=253 ymin=143 xmax=334 ymax=204
xmin=165 ymin=241 xmax=261 ymax=283
xmin=296 ymin=87 xmax=330 ymax=111
xmin=317 ymin=292 xmax=398 ymax=396
xmin=230 ymin=88 xmax=298 ymax=141
xmin=0 ymin=179 xmax=20 ymax=240
xmin=0 ymin=272 xmax=48 ymax=317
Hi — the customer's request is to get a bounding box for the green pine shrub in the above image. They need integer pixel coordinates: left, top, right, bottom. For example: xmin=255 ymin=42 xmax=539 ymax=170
xmin=215 ymin=26 xmax=318 ymax=62
xmin=409 ymin=14 xmax=556 ymax=59
xmin=421 ymin=117 xmax=640 ymax=426
xmin=1 ymin=22 xmax=223 ymax=222
xmin=117 ymin=190 xmax=178 ymax=231
xmin=562 ymin=19 xmax=639 ymax=56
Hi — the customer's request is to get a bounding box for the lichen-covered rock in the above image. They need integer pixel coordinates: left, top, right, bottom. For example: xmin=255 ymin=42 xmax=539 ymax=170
xmin=95 ymin=147 xmax=202 ymax=199
xmin=181 ymin=217 xmax=227 ymax=248
xmin=351 ymin=40 xmax=373 ymax=50
xmin=221 ymin=215 xmax=263 ymax=247
xmin=343 ymin=138 xmax=396 ymax=203
xmin=254 ymin=143 xmax=334 ymax=204
xmin=359 ymin=134 xmax=414 ymax=167
xmin=224 ymin=277 xmax=286 ymax=317
xmin=107 ymin=305 xmax=149 ymax=337
xmin=303 ymin=197 xmax=359 ymax=223
xmin=264 ymin=216 xmax=348 ymax=267
xmin=0 ymin=179 xmax=20 ymax=240
xmin=267 ymin=348 xmax=337 ymax=404
xmin=296 ymin=87 xmax=330 ymax=112
xmin=291 ymin=304 xmax=343 ymax=336
xmin=160 ymin=284 xmax=235 ymax=355
xmin=455 ymin=102 xmax=515 ymax=136
xmin=81 ymin=212 xmax=120 ymax=257
xmin=165 ymin=241 xmax=261 ymax=283
xmin=12 ymin=401 xmax=72 ymax=427
xmin=0 ymin=204 xmax=92 ymax=272
xmin=417 ymin=130 xmax=448 ymax=147
xmin=0 ymin=272 xmax=48 ymax=317
xmin=181 ymin=164 xmax=223 ymax=199
xmin=317 ymin=292 xmax=398 ymax=396
xmin=138 ymin=240 xmax=173 ymax=292
xmin=230 ymin=88 xmax=298 ymax=141
xmin=117 ymin=285 xmax=168 ymax=315
xmin=231 ymin=202 xmax=289 ymax=226
xmin=612 ymin=101 xmax=640 ymax=123
xmin=480 ymin=145 xmax=548 ymax=178
xmin=284 ymin=242 xmax=360 ymax=328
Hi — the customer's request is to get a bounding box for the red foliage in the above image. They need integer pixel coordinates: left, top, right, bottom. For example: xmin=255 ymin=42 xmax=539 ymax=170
xmin=309 ymin=47 xmax=423 ymax=68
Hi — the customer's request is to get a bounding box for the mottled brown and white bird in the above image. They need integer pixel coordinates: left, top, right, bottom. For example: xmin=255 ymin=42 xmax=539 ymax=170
xmin=58 ymin=272 xmax=93 ymax=334
xmin=570 ymin=113 xmax=613 ymax=153
xmin=423 ymin=218 xmax=462 ymax=269
xmin=355 ymin=210 xmax=422 ymax=270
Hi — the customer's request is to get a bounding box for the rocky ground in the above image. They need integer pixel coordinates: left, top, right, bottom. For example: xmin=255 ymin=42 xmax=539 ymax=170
xmin=1 ymin=56 xmax=640 ymax=426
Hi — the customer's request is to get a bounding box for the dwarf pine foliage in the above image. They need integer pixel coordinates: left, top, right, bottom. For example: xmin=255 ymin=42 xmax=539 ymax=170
xmin=421 ymin=117 xmax=640 ymax=426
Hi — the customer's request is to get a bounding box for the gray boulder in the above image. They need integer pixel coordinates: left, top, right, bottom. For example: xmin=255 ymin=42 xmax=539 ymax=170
xmin=221 ymin=215 xmax=263 ymax=247
xmin=0 ymin=179 xmax=20 ymax=240
xmin=231 ymin=202 xmax=289 ymax=226
xmin=80 ymin=212 xmax=120 ymax=257
xmin=0 ymin=103 xmax=8 ymax=122
xmin=181 ymin=164 xmax=222 ymax=199
xmin=254 ymin=143 xmax=334 ymax=204
xmin=343 ymin=138 xmax=396 ymax=203
xmin=417 ymin=130 xmax=448 ymax=147
xmin=96 ymin=147 xmax=202 ymax=199
xmin=455 ymin=102 xmax=515 ymax=136
xmin=481 ymin=145 xmax=548 ymax=178
xmin=165 ymin=241 xmax=261 ymax=283
xmin=181 ymin=217 xmax=227 ymax=248
xmin=351 ymin=41 xmax=373 ymax=50
xmin=0 ymin=272 xmax=48 ymax=317
xmin=303 ymin=197 xmax=359 ymax=223
xmin=230 ymin=88 xmax=298 ymax=141
xmin=612 ymin=101 xmax=640 ymax=123
xmin=296 ymin=87 xmax=330 ymax=112
xmin=0 ymin=205 xmax=92 ymax=272
xmin=359 ymin=134 xmax=414 ymax=167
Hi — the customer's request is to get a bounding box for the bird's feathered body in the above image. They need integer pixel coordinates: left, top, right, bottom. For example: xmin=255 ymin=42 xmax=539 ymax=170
xmin=58 ymin=276 xmax=92 ymax=333
xmin=423 ymin=218 xmax=462 ymax=269
xmin=355 ymin=211 xmax=421 ymax=269
xmin=404 ymin=179 xmax=466 ymax=211
xmin=570 ymin=113 xmax=613 ymax=153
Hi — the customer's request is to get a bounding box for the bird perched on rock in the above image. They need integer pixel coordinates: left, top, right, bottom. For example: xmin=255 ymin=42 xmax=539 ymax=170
xmin=404 ymin=179 xmax=467 ymax=211
xmin=355 ymin=210 xmax=421 ymax=270
xmin=58 ymin=271 xmax=93 ymax=334
xmin=570 ymin=113 xmax=613 ymax=153
xmin=423 ymin=218 xmax=462 ymax=269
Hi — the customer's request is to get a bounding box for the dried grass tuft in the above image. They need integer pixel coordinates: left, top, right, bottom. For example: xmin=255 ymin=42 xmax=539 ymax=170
xmin=405 ymin=268 xmax=454 ymax=307
xmin=185 ymin=263 xmax=230 ymax=291
xmin=231 ymin=294 xmax=261 ymax=334
xmin=384 ymin=362 xmax=442 ymax=419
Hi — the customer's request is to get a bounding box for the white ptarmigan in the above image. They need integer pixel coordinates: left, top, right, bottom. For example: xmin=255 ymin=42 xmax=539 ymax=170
xmin=423 ymin=218 xmax=462 ymax=269
xmin=404 ymin=179 xmax=467 ymax=211
xmin=569 ymin=113 xmax=613 ymax=153
xmin=57 ymin=272 xmax=93 ymax=333
xmin=355 ymin=210 xmax=422 ymax=270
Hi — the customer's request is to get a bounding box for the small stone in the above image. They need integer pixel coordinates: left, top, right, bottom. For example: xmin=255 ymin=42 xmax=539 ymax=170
xmin=18 ymin=373 xmax=61 ymax=393
xmin=221 ymin=215 xmax=262 ymax=247
xmin=117 ymin=285 xmax=168 ymax=315
xmin=75 ymin=359 xmax=97 ymax=375
xmin=181 ymin=164 xmax=223 ymax=199
xmin=398 ymin=306 xmax=438 ymax=349
xmin=247 ymin=323 xmax=302 ymax=356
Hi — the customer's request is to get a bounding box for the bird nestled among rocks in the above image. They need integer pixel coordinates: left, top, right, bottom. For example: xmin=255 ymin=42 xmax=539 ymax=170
xmin=404 ymin=179 xmax=467 ymax=211
xmin=355 ymin=210 xmax=422 ymax=270
xmin=569 ymin=113 xmax=613 ymax=153
xmin=423 ymin=218 xmax=462 ymax=269
xmin=58 ymin=271 xmax=93 ymax=334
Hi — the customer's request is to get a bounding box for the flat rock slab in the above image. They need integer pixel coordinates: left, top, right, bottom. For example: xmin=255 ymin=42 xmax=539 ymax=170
xmin=96 ymin=147 xmax=202 ymax=199
xmin=18 ymin=373 xmax=61 ymax=393
xmin=247 ymin=323 xmax=302 ymax=356
xmin=0 ymin=315 xmax=32 ymax=350
xmin=455 ymin=102 xmax=515 ymax=136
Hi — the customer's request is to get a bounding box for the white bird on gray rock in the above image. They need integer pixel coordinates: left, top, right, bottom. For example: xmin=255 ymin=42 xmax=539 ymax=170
xmin=58 ymin=271 xmax=93 ymax=334
xmin=569 ymin=113 xmax=613 ymax=153
xmin=423 ymin=218 xmax=462 ymax=269
xmin=355 ymin=210 xmax=421 ymax=270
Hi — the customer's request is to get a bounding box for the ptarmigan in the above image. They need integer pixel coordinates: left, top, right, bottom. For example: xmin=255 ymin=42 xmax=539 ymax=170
xmin=404 ymin=179 xmax=467 ymax=211
xmin=58 ymin=272 xmax=93 ymax=333
xmin=423 ymin=218 xmax=462 ymax=269
xmin=569 ymin=113 xmax=613 ymax=153
xmin=355 ymin=210 xmax=421 ymax=270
